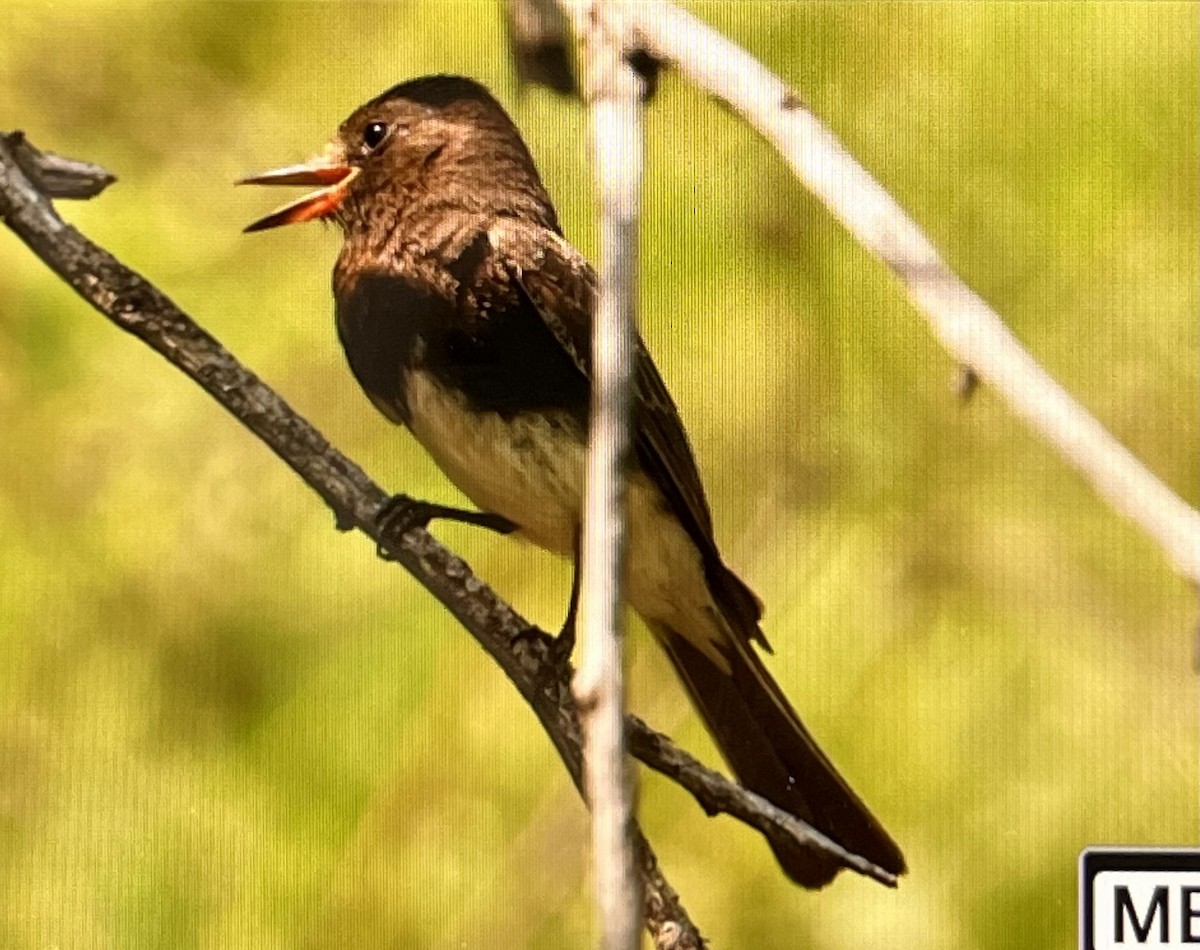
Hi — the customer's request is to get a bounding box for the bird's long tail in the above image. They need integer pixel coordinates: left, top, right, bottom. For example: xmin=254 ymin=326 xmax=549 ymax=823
xmin=654 ymin=620 xmax=906 ymax=888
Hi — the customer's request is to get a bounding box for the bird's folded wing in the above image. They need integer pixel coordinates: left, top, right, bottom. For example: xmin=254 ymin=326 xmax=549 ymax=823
xmin=492 ymin=218 xmax=766 ymax=644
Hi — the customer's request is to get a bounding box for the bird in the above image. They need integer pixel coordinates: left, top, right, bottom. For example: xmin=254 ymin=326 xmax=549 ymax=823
xmin=241 ymin=74 xmax=904 ymax=888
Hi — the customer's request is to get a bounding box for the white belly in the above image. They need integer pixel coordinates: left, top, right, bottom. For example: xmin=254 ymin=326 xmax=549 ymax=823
xmin=403 ymin=368 xmax=728 ymax=657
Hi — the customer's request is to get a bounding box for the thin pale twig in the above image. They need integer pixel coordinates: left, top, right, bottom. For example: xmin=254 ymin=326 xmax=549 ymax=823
xmin=621 ymin=0 xmax=1200 ymax=587
xmin=560 ymin=2 xmax=646 ymax=949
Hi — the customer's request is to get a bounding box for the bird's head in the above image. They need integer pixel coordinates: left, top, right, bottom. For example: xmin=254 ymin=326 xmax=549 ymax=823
xmin=241 ymin=75 xmax=558 ymax=236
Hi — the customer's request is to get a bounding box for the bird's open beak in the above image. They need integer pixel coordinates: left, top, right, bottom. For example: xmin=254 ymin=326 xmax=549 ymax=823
xmin=238 ymin=159 xmax=359 ymax=233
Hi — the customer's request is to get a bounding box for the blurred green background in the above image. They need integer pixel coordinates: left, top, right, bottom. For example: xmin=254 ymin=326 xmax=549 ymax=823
xmin=1 ymin=2 xmax=1195 ymax=948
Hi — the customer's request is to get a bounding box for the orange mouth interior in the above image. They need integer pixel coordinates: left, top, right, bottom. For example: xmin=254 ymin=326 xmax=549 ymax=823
xmin=239 ymin=163 xmax=360 ymax=232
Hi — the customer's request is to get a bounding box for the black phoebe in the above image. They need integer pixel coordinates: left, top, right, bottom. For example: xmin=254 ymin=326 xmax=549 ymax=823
xmin=242 ymin=74 xmax=904 ymax=888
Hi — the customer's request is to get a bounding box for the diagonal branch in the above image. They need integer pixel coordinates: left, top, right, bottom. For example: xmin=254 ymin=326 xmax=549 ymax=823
xmin=620 ymin=0 xmax=1200 ymax=587
xmin=627 ymin=716 xmax=898 ymax=887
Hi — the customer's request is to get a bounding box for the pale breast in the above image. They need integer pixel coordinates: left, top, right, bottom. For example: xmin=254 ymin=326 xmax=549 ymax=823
xmin=403 ymin=367 xmax=586 ymax=555
xmin=402 ymin=366 xmax=731 ymax=662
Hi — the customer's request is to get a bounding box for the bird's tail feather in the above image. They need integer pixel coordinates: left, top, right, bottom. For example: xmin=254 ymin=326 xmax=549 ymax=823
xmin=654 ymin=622 xmax=905 ymax=888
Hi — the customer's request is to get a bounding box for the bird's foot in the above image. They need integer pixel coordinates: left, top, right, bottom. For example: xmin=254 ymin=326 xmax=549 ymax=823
xmin=375 ymin=493 xmax=516 ymax=559
xmin=549 ymin=614 xmax=576 ymax=666
xmin=550 ymin=539 xmax=580 ymax=665
xmin=525 ymin=535 xmax=580 ymax=666
xmin=509 ymin=618 xmax=575 ymax=669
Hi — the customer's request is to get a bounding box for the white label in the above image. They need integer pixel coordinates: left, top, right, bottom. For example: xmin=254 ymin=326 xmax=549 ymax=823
xmin=1091 ymin=871 xmax=1200 ymax=949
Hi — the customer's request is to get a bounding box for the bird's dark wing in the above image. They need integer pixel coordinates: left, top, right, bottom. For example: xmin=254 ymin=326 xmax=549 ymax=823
xmin=494 ymin=219 xmax=765 ymax=645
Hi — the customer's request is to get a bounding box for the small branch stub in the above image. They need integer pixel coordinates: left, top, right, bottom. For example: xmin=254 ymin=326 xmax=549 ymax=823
xmin=2 ymin=131 xmax=116 ymax=200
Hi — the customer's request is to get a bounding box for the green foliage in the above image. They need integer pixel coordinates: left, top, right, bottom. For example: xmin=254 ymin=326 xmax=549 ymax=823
xmin=0 ymin=2 xmax=1195 ymax=948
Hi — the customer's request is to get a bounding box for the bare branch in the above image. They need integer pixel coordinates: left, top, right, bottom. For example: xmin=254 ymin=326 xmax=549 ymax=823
xmin=0 ymin=131 xmax=704 ymax=950
xmin=621 ymin=0 xmax=1200 ymax=586
xmin=502 ymin=0 xmax=576 ymax=94
xmin=2 ymin=131 xmax=116 ymax=199
xmin=561 ymin=2 xmax=645 ymax=948
xmin=627 ymin=717 xmax=899 ymax=888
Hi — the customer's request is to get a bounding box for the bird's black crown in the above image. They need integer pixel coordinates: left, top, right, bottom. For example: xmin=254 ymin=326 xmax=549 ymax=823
xmin=367 ymin=74 xmax=499 ymax=112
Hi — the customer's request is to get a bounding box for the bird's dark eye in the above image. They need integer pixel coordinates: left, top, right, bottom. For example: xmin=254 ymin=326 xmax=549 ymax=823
xmin=362 ymin=121 xmax=388 ymax=151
